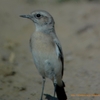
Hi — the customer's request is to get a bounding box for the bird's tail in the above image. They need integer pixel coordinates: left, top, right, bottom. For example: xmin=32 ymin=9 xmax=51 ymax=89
xmin=55 ymin=81 xmax=67 ymax=100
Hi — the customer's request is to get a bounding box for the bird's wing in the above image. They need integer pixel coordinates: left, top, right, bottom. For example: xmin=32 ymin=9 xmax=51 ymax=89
xmin=29 ymin=38 xmax=32 ymax=52
xmin=54 ymin=38 xmax=64 ymax=76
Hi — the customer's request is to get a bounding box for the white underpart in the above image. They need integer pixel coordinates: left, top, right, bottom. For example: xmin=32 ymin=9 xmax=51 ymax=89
xmin=55 ymin=43 xmax=60 ymax=59
xmin=44 ymin=59 xmax=54 ymax=80
xmin=35 ymin=24 xmax=47 ymax=32
xmin=45 ymin=60 xmax=49 ymax=64
xmin=35 ymin=25 xmax=42 ymax=31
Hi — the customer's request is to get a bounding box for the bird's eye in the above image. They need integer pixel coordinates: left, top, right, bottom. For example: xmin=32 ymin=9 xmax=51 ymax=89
xmin=36 ymin=14 xmax=41 ymax=18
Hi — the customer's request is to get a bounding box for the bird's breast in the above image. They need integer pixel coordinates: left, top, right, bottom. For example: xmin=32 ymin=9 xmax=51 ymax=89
xmin=31 ymin=31 xmax=55 ymax=55
xmin=30 ymin=31 xmax=62 ymax=79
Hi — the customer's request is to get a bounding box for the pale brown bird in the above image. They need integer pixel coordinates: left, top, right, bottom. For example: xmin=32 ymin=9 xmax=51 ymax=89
xmin=20 ymin=10 xmax=67 ymax=100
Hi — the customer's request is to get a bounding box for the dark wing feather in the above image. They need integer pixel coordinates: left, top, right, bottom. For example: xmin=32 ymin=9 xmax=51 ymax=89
xmin=54 ymin=40 xmax=64 ymax=76
xmin=29 ymin=38 xmax=32 ymax=52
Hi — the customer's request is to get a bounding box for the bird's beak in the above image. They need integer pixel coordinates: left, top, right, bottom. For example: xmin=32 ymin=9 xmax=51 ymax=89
xmin=20 ymin=14 xmax=33 ymax=19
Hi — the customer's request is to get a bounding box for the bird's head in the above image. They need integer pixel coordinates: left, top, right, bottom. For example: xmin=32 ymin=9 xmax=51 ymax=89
xmin=20 ymin=10 xmax=55 ymax=32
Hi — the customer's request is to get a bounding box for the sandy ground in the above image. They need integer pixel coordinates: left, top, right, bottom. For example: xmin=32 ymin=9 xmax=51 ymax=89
xmin=0 ymin=0 xmax=100 ymax=100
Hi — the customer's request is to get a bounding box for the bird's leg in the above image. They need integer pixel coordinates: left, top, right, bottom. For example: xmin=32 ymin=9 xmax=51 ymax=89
xmin=40 ymin=77 xmax=45 ymax=100
xmin=53 ymin=76 xmax=57 ymax=97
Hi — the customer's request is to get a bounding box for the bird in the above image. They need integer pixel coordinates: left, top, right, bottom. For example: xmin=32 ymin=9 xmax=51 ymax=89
xmin=20 ymin=10 xmax=67 ymax=100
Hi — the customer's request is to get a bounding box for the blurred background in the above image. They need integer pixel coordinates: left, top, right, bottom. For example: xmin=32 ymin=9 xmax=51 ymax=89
xmin=0 ymin=0 xmax=100 ymax=100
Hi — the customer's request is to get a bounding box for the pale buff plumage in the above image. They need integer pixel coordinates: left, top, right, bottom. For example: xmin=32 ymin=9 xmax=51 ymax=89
xmin=20 ymin=10 xmax=67 ymax=100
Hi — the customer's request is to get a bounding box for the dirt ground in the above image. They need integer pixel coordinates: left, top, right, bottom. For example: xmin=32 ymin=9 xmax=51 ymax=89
xmin=0 ymin=0 xmax=100 ymax=100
